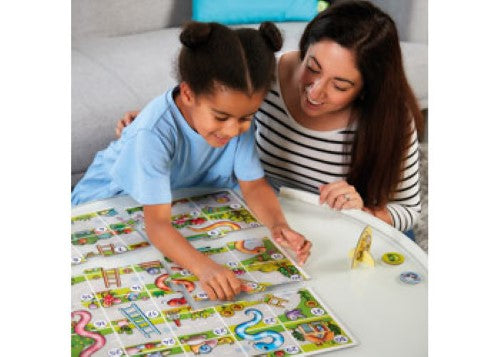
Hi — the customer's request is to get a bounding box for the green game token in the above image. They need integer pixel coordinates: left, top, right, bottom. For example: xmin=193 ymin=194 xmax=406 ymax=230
xmin=382 ymin=252 xmax=405 ymax=265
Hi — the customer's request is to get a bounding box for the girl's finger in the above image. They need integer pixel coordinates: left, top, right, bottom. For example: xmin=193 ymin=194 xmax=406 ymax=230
xmin=201 ymin=282 xmax=217 ymax=301
xmin=218 ymin=276 xmax=235 ymax=301
xmin=209 ymin=279 xmax=226 ymax=301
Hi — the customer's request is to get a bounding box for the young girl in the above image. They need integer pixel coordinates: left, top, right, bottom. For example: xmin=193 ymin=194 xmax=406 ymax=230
xmin=72 ymin=21 xmax=311 ymax=301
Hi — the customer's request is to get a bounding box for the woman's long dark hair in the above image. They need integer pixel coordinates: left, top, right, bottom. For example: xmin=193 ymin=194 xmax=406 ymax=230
xmin=299 ymin=0 xmax=423 ymax=208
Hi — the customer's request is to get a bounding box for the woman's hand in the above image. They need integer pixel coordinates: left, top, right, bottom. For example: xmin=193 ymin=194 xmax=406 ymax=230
xmin=192 ymin=257 xmax=242 ymax=301
xmin=271 ymin=224 xmax=312 ymax=266
xmin=115 ymin=110 xmax=139 ymax=138
xmin=319 ymin=180 xmax=364 ymax=210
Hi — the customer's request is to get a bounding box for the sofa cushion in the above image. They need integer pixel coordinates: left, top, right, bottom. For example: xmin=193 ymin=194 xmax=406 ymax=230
xmin=72 ymin=22 xmax=427 ymax=187
xmin=72 ymin=0 xmax=192 ymax=38
xmin=192 ymin=0 xmax=317 ymax=24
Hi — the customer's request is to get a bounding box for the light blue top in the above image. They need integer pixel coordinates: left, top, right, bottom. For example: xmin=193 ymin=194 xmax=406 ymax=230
xmin=71 ymin=87 xmax=264 ymax=206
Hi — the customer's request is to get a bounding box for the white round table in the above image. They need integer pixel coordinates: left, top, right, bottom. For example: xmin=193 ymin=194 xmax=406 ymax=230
xmin=277 ymin=191 xmax=428 ymax=357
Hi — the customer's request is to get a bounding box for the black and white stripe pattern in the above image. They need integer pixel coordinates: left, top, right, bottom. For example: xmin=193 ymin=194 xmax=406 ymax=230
xmin=255 ymin=84 xmax=421 ymax=231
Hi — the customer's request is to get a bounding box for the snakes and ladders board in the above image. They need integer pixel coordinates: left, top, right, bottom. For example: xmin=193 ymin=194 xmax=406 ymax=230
xmin=72 ymin=273 xmax=357 ymax=357
xmin=71 ymin=190 xmax=358 ymax=356
xmin=71 ymin=191 xmax=262 ymax=266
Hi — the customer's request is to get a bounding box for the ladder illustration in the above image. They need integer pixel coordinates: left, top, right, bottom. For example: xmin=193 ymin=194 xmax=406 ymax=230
xmin=101 ymin=268 xmax=121 ymax=288
xmin=138 ymin=261 xmax=162 ymax=270
xmin=97 ymin=243 xmax=115 ymax=256
xmin=119 ymin=303 xmax=160 ymax=338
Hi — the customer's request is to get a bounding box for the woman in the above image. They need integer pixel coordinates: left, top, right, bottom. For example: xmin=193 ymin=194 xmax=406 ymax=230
xmin=115 ymin=0 xmax=424 ymax=234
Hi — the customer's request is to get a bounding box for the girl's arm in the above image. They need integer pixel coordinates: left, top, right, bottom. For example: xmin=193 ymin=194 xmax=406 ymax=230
xmin=144 ymin=204 xmax=241 ymax=301
xmin=239 ymin=178 xmax=311 ymax=265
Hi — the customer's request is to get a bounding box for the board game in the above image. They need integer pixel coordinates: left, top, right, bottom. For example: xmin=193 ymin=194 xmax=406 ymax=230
xmin=71 ymin=190 xmax=358 ymax=356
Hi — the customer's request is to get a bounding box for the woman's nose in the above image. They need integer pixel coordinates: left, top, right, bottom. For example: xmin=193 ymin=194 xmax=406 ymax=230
xmin=306 ymin=80 xmax=324 ymax=100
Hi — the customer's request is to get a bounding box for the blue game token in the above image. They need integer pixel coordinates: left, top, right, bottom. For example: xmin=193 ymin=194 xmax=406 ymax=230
xmin=399 ymin=271 xmax=422 ymax=285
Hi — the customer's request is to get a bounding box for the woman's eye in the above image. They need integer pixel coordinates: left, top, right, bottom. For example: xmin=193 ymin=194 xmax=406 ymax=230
xmin=334 ymin=85 xmax=349 ymax=92
xmin=307 ymin=66 xmax=320 ymax=74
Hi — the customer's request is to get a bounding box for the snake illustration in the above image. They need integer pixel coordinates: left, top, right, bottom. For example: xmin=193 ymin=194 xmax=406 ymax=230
xmin=154 ymin=273 xmax=172 ymax=292
xmin=235 ymin=308 xmax=285 ymax=352
xmin=189 ymin=221 xmax=240 ymax=233
xmin=72 ymin=310 xmax=106 ymax=356
xmin=234 ymin=240 xmax=266 ymax=254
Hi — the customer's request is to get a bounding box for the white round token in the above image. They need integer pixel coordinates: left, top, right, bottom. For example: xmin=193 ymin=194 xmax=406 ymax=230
xmin=146 ymin=310 xmax=159 ymax=318
xmin=162 ymin=337 xmax=175 ymax=346
xmin=80 ymin=293 xmax=94 ymax=301
xmin=213 ymin=327 xmax=227 ymax=336
xmin=310 ymin=308 xmax=325 ymax=316
xmin=107 ymin=348 xmax=123 ymax=356
xmin=334 ymin=335 xmax=349 ymax=344
xmin=115 ymin=246 xmax=128 ymax=253
xmin=94 ymin=320 xmax=107 ymax=328
xmin=285 ymin=346 xmax=300 ymax=354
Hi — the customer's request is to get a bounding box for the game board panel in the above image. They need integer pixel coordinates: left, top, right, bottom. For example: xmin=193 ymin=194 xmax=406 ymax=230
xmin=72 ymin=328 xmax=125 ymax=357
xmin=181 ymin=334 xmax=245 ymax=356
xmin=71 ymin=212 xmax=104 ymax=233
xmin=171 ymin=198 xmax=199 ymax=216
xmin=72 ymin=246 xmax=86 ymax=266
xmin=188 ymin=190 xmax=243 ymax=208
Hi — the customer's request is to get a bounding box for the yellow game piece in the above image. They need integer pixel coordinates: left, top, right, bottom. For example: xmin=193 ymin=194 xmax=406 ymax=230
xmin=349 ymin=226 xmax=375 ymax=268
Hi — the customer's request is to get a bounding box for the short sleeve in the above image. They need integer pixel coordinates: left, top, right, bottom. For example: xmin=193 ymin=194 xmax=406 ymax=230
xmin=234 ymin=122 xmax=265 ymax=181
xmin=110 ymin=129 xmax=174 ymax=204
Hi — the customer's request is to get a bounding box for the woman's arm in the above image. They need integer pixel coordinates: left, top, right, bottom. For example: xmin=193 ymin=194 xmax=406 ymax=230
xmin=144 ymin=204 xmax=241 ymax=300
xmin=384 ymin=128 xmax=422 ymax=231
xmin=239 ymin=178 xmax=311 ymax=265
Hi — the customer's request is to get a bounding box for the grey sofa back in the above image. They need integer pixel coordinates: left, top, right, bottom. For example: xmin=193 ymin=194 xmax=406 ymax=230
xmin=72 ymin=0 xmax=192 ymax=38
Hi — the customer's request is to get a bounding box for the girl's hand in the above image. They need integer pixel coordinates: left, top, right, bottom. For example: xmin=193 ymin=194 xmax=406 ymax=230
xmin=115 ymin=110 xmax=139 ymax=138
xmin=192 ymin=258 xmax=242 ymax=301
xmin=319 ymin=180 xmax=364 ymax=210
xmin=271 ymin=225 xmax=312 ymax=265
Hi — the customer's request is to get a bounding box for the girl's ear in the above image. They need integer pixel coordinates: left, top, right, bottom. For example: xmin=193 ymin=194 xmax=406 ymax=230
xmin=179 ymin=81 xmax=196 ymax=106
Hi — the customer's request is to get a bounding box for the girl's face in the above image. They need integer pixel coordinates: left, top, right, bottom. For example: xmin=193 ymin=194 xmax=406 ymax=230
xmin=180 ymin=83 xmax=266 ymax=147
xmin=297 ymin=40 xmax=364 ymax=118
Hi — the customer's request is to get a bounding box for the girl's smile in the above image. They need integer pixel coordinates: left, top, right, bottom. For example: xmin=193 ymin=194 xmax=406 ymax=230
xmin=176 ymin=82 xmax=266 ymax=148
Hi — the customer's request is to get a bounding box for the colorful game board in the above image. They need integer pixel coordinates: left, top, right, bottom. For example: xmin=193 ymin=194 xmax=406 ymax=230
xmin=159 ymin=235 xmax=309 ymax=301
xmin=71 ymin=190 xmax=358 ymax=356
xmin=71 ymin=191 xmax=262 ymax=266
xmin=72 ymin=265 xmax=356 ymax=357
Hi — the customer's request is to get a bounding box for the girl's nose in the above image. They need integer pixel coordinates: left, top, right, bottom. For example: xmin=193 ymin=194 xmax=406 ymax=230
xmin=223 ymin=121 xmax=240 ymax=137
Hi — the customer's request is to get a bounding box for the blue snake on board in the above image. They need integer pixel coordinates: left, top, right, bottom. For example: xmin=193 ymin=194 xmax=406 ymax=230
xmin=235 ymin=308 xmax=285 ymax=351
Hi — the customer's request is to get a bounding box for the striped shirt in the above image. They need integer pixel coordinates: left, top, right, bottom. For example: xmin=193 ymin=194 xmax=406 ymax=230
xmin=254 ymin=80 xmax=421 ymax=232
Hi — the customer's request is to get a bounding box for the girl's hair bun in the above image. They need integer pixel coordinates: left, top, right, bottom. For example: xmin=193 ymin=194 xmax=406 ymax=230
xmin=259 ymin=22 xmax=283 ymax=52
xmin=180 ymin=21 xmax=213 ymax=49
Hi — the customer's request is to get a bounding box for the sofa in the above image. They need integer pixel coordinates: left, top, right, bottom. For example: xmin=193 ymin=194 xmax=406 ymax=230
xmin=71 ymin=0 xmax=428 ymax=188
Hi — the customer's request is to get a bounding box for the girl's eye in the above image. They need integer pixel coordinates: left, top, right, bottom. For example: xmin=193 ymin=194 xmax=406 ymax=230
xmin=215 ymin=116 xmax=229 ymax=121
xmin=240 ymin=116 xmax=253 ymax=122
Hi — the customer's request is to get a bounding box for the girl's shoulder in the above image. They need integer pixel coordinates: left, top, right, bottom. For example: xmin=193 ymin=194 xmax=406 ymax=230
xmin=123 ymin=90 xmax=180 ymax=140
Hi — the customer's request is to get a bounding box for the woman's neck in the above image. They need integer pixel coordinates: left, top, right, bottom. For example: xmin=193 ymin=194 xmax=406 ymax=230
xmin=278 ymin=51 xmax=354 ymax=132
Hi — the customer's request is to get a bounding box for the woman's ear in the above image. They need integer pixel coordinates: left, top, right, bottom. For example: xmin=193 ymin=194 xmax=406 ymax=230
xmin=179 ymin=81 xmax=196 ymax=106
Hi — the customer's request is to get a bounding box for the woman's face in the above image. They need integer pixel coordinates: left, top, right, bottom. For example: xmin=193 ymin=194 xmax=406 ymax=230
xmin=297 ymin=40 xmax=364 ymax=118
xmin=180 ymin=83 xmax=265 ymax=147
